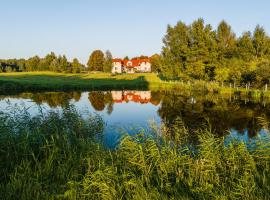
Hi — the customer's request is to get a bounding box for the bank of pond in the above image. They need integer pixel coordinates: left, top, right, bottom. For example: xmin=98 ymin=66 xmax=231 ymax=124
xmin=0 ymin=89 xmax=270 ymax=199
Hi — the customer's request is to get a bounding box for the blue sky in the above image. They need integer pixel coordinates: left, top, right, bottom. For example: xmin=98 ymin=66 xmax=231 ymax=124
xmin=1 ymin=0 xmax=269 ymax=63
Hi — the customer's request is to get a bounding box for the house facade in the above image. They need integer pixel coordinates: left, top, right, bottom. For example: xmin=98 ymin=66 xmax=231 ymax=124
xmin=112 ymin=58 xmax=151 ymax=73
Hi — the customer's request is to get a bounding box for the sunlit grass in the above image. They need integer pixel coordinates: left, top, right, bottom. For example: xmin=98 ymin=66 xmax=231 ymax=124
xmin=0 ymin=106 xmax=269 ymax=199
xmin=2 ymin=72 xmax=270 ymax=100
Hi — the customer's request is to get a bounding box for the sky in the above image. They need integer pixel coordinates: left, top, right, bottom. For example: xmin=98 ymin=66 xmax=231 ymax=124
xmin=1 ymin=0 xmax=270 ymax=64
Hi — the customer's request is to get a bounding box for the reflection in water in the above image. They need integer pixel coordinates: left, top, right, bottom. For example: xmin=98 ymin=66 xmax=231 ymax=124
xmin=112 ymin=91 xmax=151 ymax=104
xmin=1 ymin=90 xmax=270 ymax=141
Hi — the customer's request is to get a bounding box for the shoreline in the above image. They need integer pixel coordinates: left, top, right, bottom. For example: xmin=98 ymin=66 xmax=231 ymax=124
xmin=1 ymin=72 xmax=270 ymax=99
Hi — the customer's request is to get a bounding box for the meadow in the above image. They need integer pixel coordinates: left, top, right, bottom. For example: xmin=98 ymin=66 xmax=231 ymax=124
xmin=0 ymin=72 xmax=158 ymax=92
xmin=0 ymin=106 xmax=269 ymax=200
xmin=1 ymin=72 xmax=270 ymax=101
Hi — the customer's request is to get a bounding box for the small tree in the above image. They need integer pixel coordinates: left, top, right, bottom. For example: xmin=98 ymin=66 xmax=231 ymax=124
xmin=59 ymin=55 xmax=70 ymax=72
xmin=103 ymin=50 xmax=113 ymax=73
xmin=150 ymin=54 xmax=161 ymax=72
xmin=71 ymin=58 xmax=82 ymax=73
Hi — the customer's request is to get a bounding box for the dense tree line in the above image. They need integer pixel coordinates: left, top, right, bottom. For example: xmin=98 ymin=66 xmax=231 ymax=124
xmin=0 ymin=52 xmax=84 ymax=73
xmin=157 ymin=18 xmax=270 ymax=87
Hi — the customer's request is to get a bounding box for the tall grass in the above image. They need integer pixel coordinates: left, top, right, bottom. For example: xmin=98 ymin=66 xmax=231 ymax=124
xmin=0 ymin=106 xmax=269 ymax=199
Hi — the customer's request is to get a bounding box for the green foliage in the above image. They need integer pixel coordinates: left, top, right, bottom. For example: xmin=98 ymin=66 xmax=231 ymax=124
xmin=255 ymin=61 xmax=270 ymax=85
xmin=71 ymin=58 xmax=82 ymax=73
xmin=160 ymin=18 xmax=270 ymax=87
xmin=216 ymin=20 xmax=236 ymax=60
xmin=87 ymin=50 xmax=105 ymax=71
xmin=0 ymin=52 xmax=84 ymax=73
xmin=25 ymin=56 xmax=40 ymax=71
xmin=103 ymin=50 xmax=113 ymax=73
xmin=253 ymin=25 xmax=269 ymax=58
xmin=150 ymin=54 xmax=162 ymax=72
xmin=0 ymin=106 xmax=269 ymax=199
xmin=237 ymin=31 xmax=255 ymax=61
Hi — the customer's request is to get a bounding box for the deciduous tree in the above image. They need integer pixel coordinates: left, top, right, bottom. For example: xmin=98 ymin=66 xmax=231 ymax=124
xmin=87 ymin=50 xmax=105 ymax=71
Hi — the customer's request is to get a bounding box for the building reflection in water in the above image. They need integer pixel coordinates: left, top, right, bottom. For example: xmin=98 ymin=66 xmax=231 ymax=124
xmin=111 ymin=91 xmax=151 ymax=104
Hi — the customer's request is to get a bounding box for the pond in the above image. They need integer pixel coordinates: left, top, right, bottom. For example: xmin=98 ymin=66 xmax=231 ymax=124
xmin=0 ymin=90 xmax=269 ymax=147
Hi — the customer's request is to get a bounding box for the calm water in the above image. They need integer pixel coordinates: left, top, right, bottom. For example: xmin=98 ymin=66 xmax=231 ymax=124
xmin=0 ymin=90 xmax=269 ymax=147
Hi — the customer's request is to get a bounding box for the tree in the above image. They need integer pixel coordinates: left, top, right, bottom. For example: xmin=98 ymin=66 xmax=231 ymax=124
xmin=150 ymin=54 xmax=162 ymax=72
xmin=59 ymin=55 xmax=70 ymax=72
xmin=215 ymin=67 xmax=229 ymax=86
xmin=216 ymin=20 xmax=236 ymax=60
xmin=185 ymin=61 xmax=206 ymax=80
xmin=237 ymin=31 xmax=255 ymax=61
xmin=227 ymin=58 xmax=245 ymax=85
xmin=25 ymin=56 xmax=40 ymax=71
xmin=49 ymin=58 xmax=60 ymax=72
xmin=255 ymin=61 xmax=270 ymax=86
xmin=87 ymin=50 xmax=105 ymax=71
xmin=103 ymin=50 xmax=113 ymax=73
xmin=71 ymin=58 xmax=82 ymax=73
xmin=253 ymin=25 xmax=269 ymax=58
xmin=161 ymin=21 xmax=190 ymax=79
xmin=186 ymin=18 xmax=217 ymax=79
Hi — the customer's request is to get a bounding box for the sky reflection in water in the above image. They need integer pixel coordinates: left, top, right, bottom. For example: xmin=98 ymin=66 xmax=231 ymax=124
xmin=0 ymin=90 xmax=269 ymax=147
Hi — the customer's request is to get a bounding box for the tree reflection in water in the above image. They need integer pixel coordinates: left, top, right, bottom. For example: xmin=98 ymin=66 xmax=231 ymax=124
xmin=5 ymin=90 xmax=270 ymax=139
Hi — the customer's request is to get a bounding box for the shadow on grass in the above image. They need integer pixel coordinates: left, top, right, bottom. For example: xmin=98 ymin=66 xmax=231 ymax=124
xmin=0 ymin=74 xmax=150 ymax=94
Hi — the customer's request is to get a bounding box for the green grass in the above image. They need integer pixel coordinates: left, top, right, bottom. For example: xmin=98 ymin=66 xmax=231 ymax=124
xmin=2 ymin=72 xmax=270 ymax=99
xmin=0 ymin=72 xmax=162 ymax=92
xmin=0 ymin=106 xmax=269 ymax=199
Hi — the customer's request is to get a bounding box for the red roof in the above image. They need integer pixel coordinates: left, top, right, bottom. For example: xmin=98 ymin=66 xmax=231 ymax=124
xmin=112 ymin=58 xmax=122 ymax=63
xmin=112 ymin=58 xmax=150 ymax=68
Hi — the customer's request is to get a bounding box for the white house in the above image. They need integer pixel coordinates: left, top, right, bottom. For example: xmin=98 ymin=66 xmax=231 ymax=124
xmin=112 ymin=58 xmax=151 ymax=74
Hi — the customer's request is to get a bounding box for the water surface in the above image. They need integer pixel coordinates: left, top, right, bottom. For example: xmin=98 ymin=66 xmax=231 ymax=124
xmin=1 ymin=90 xmax=269 ymax=147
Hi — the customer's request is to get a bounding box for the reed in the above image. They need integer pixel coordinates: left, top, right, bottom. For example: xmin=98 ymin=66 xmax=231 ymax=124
xmin=0 ymin=106 xmax=269 ymax=199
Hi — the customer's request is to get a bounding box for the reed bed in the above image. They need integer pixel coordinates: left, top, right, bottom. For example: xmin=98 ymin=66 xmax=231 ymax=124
xmin=0 ymin=106 xmax=269 ymax=199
